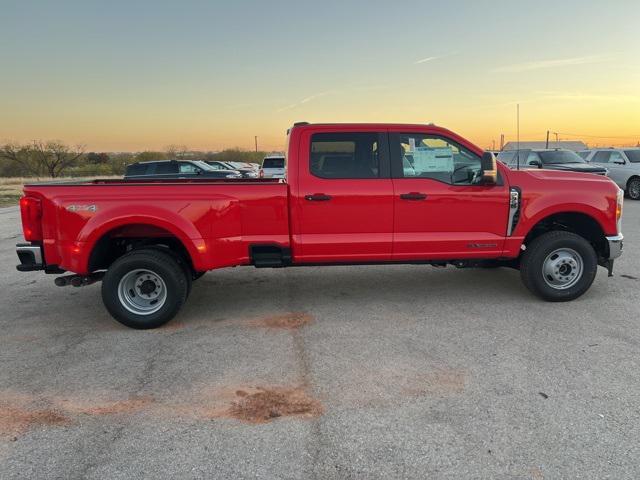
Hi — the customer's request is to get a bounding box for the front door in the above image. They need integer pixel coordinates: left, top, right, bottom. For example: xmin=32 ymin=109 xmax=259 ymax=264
xmin=591 ymin=150 xmax=627 ymax=189
xmin=389 ymin=132 xmax=509 ymax=260
xmin=294 ymin=129 xmax=393 ymax=262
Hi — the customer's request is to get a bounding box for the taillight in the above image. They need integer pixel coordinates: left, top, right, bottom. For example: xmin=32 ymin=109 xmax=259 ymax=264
xmin=259 ymin=169 xmax=264 ymax=178
xmin=616 ymin=188 xmax=624 ymax=234
xmin=20 ymin=196 xmax=43 ymax=241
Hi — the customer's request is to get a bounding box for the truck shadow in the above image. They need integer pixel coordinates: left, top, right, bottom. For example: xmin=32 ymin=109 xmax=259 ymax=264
xmin=177 ymin=265 xmax=533 ymax=328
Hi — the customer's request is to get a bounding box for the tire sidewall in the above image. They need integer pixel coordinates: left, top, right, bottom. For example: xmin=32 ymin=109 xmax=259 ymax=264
xmin=628 ymin=178 xmax=640 ymax=200
xmin=524 ymin=233 xmax=598 ymax=301
xmin=102 ymin=251 xmax=187 ymax=329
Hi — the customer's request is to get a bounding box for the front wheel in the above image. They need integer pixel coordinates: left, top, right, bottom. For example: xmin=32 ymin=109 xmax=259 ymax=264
xmin=520 ymin=231 xmax=598 ymax=302
xmin=102 ymin=249 xmax=188 ymax=329
xmin=627 ymin=177 xmax=640 ymax=200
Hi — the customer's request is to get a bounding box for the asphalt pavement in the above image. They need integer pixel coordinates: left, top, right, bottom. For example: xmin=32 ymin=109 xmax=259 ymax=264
xmin=1 ymin=201 xmax=639 ymax=479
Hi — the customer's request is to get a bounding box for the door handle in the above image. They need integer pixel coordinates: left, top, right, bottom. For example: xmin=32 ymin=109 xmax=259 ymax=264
xmin=305 ymin=193 xmax=332 ymax=201
xmin=400 ymin=192 xmax=427 ymax=200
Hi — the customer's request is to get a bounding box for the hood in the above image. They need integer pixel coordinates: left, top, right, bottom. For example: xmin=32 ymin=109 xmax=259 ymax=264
xmin=544 ymin=162 xmax=607 ymax=174
xmin=511 ymin=167 xmax=616 ymax=186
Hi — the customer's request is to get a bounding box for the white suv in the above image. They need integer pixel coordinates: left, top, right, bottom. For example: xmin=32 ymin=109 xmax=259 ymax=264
xmin=581 ymin=149 xmax=640 ymax=200
xmin=260 ymin=155 xmax=285 ymax=179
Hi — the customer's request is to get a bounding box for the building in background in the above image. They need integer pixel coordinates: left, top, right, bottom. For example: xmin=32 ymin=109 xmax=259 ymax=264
xmin=502 ymin=141 xmax=587 ymax=152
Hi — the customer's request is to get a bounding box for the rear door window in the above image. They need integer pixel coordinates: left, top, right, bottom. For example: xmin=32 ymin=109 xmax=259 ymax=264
xmin=178 ymin=162 xmax=200 ymax=174
xmin=154 ymin=162 xmax=179 ymax=174
xmin=126 ymin=164 xmax=146 ymax=176
xmin=624 ymin=151 xmax=640 ymax=163
xmin=310 ymin=133 xmax=380 ymax=179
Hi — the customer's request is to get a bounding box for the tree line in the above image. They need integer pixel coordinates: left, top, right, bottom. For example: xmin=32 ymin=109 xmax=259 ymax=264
xmin=0 ymin=141 xmax=273 ymax=178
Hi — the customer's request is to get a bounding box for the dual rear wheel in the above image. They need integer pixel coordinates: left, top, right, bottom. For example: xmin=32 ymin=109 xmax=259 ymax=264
xmin=102 ymin=249 xmax=197 ymax=329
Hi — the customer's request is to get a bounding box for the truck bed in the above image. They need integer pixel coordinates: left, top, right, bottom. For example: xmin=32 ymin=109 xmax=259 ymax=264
xmin=23 ymin=179 xmax=290 ymax=274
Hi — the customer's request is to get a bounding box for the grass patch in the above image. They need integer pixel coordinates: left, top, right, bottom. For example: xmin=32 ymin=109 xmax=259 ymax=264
xmin=0 ymin=193 xmax=22 ymax=207
xmin=0 ymin=176 xmax=120 ymax=208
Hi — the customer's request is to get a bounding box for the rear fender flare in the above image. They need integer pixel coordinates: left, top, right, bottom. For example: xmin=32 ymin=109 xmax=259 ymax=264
xmin=77 ymin=207 xmax=207 ymax=273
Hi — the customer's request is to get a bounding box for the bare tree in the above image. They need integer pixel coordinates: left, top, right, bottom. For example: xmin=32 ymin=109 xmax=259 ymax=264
xmin=165 ymin=144 xmax=188 ymax=159
xmin=0 ymin=142 xmax=41 ymax=176
xmin=30 ymin=141 xmax=85 ymax=178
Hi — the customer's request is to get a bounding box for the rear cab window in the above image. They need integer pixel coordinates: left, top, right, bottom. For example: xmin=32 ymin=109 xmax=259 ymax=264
xmin=263 ymin=158 xmax=285 ymax=169
xmin=310 ymin=133 xmax=381 ymax=179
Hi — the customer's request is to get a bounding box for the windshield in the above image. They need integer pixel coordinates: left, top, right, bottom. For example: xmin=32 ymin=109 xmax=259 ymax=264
xmin=193 ymin=160 xmax=217 ymax=171
xmin=624 ymin=150 xmax=640 ymax=163
xmin=538 ymin=150 xmax=586 ymax=164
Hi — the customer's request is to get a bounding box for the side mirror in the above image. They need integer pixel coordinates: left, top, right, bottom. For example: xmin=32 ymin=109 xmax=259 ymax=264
xmin=529 ymin=159 xmax=542 ymax=168
xmin=481 ymin=152 xmax=497 ymax=185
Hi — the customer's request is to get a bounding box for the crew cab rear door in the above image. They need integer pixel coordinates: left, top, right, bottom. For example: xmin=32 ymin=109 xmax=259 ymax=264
xmin=389 ymin=131 xmax=509 ymax=260
xmin=293 ymin=128 xmax=393 ymax=262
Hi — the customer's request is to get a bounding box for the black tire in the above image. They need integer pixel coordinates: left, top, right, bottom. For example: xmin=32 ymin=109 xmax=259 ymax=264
xmin=520 ymin=231 xmax=598 ymax=302
xmin=627 ymin=177 xmax=640 ymax=200
xmin=101 ymin=249 xmax=188 ymax=329
xmin=192 ymin=271 xmax=206 ymax=280
xmin=144 ymin=245 xmax=193 ymax=297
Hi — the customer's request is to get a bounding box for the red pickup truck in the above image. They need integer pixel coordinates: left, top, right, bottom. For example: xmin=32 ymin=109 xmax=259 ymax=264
xmin=16 ymin=123 xmax=624 ymax=329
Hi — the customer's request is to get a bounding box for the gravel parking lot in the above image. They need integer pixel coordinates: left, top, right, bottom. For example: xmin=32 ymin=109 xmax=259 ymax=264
xmin=1 ymin=201 xmax=639 ymax=479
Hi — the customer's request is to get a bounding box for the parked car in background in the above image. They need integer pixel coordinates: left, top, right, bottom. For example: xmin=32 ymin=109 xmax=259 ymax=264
xmin=580 ymin=148 xmax=640 ymax=200
xmin=497 ymin=149 xmax=608 ymax=176
xmin=125 ymin=160 xmax=242 ymax=179
xmin=260 ymin=155 xmax=285 ymax=178
xmin=205 ymin=160 xmax=259 ymax=178
xmin=227 ymin=161 xmax=259 ymax=171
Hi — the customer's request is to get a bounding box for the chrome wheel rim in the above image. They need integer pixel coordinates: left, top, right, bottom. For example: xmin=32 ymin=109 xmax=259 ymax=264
xmin=117 ymin=269 xmax=167 ymax=315
xmin=542 ymin=248 xmax=584 ymax=290
xmin=629 ymin=181 xmax=640 ymax=199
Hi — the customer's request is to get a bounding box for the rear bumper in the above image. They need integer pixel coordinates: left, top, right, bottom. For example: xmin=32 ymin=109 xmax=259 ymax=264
xmin=606 ymin=234 xmax=623 ymax=259
xmin=16 ymin=243 xmax=44 ymax=271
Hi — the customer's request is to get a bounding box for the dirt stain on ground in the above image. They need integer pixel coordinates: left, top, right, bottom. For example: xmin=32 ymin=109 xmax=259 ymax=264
xmin=224 ymin=387 xmax=323 ymax=424
xmin=402 ymin=370 xmax=467 ymax=396
xmin=250 ymin=312 xmax=314 ymax=330
xmin=63 ymin=395 xmax=155 ymax=416
xmin=0 ymin=406 xmax=70 ymax=437
xmin=530 ymin=466 xmax=545 ymax=480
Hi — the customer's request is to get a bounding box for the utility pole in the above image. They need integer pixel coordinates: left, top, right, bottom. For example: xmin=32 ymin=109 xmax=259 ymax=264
xmin=554 ymin=132 xmax=559 ymax=147
xmin=545 ymin=130 xmax=550 ymax=149
xmin=500 ymin=133 xmax=504 ymax=151
xmin=492 ymin=139 xmax=496 ymax=151
xmin=254 ymin=136 xmax=258 ymax=152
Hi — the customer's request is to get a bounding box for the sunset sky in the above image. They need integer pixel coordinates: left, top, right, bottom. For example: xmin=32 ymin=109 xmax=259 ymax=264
xmin=1 ymin=0 xmax=639 ymax=152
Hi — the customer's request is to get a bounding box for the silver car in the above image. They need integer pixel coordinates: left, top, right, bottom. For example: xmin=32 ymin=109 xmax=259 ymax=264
xmin=260 ymin=155 xmax=285 ymax=179
xmin=581 ymin=149 xmax=640 ymax=200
